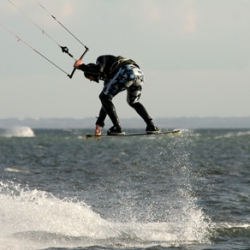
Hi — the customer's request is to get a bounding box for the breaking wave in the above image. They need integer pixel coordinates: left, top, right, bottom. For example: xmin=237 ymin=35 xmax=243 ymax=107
xmin=0 ymin=126 xmax=35 ymax=137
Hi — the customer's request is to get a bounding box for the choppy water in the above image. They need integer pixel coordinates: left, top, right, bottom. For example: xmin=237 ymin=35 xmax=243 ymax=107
xmin=0 ymin=127 xmax=250 ymax=250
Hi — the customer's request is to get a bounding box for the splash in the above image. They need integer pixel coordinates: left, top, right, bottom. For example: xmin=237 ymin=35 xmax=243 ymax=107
xmin=0 ymin=181 xmax=116 ymax=249
xmin=0 ymin=180 xmax=210 ymax=249
xmin=0 ymin=129 xmax=211 ymax=249
xmin=0 ymin=181 xmax=110 ymax=237
xmin=2 ymin=126 xmax=35 ymax=137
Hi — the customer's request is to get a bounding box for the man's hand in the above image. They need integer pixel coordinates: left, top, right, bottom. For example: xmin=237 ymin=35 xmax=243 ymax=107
xmin=74 ymin=59 xmax=83 ymax=69
xmin=95 ymin=124 xmax=102 ymax=135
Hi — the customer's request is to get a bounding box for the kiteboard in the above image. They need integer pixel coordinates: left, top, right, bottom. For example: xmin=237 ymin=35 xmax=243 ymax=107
xmin=86 ymin=129 xmax=180 ymax=139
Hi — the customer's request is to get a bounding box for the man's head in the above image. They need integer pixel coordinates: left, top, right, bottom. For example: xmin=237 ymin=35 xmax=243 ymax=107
xmin=84 ymin=63 xmax=100 ymax=83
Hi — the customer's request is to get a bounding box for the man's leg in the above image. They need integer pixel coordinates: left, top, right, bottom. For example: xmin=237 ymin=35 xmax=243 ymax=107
xmin=126 ymin=67 xmax=160 ymax=133
xmin=129 ymin=102 xmax=154 ymax=126
xmin=99 ymin=92 xmax=121 ymax=129
xmin=99 ymin=68 xmax=126 ymax=134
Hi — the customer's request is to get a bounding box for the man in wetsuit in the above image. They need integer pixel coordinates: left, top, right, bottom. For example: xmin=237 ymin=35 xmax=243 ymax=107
xmin=74 ymin=55 xmax=160 ymax=135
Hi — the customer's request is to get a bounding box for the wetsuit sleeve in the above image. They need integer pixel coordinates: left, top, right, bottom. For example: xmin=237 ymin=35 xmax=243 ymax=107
xmin=79 ymin=63 xmax=101 ymax=74
xmin=87 ymin=64 xmax=102 ymax=73
xmin=78 ymin=63 xmax=88 ymax=71
xmin=96 ymin=107 xmax=107 ymax=127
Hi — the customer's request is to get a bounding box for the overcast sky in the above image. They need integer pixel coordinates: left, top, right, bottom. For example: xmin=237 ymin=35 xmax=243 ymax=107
xmin=0 ymin=0 xmax=249 ymax=120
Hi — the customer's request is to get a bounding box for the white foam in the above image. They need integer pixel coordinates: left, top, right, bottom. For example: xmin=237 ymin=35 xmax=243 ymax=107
xmin=215 ymin=130 xmax=250 ymax=139
xmin=0 ymin=181 xmax=210 ymax=249
xmin=3 ymin=127 xmax=35 ymax=137
xmin=5 ymin=168 xmax=29 ymax=173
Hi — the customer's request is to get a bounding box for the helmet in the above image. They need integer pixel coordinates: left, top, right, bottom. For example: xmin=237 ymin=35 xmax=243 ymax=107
xmin=84 ymin=63 xmax=100 ymax=83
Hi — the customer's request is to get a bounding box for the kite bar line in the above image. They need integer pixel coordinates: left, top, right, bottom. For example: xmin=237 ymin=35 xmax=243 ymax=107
xmin=36 ymin=0 xmax=88 ymax=50
xmin=7 ymin=0 xmax=77 ymax=60
xmin=5 ymin=0 xmax=90 ymax=78
xmin=0 ymin=23 xmax=70 ymax=76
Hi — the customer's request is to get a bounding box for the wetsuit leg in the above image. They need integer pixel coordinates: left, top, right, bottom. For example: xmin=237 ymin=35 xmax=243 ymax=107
xmin=98 ymin=67 xmax=127 ymax=128
xmin=96 ymin=107 xmax=107 ymax=127
xmin=126 ymin=67 xmax=154 ymax=126
xmin=99 ymin=92 xmax=121 ymax=127
xmin=129 ymin=102 xmax=154 ymax=126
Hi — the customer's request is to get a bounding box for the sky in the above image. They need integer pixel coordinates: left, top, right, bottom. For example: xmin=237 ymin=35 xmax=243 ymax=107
xmin=0 ymin=0 xmax=250 ymax=120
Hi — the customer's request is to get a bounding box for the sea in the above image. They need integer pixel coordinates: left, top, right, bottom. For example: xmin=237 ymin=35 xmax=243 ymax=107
xmin=0 ymin=127 xmax=250 ymax=250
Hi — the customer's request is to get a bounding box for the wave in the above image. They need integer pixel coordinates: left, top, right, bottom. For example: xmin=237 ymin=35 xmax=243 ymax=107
xmin=209 ymin=223 xmax=250 ymax=244
xmin=0 ymin=181 xmax=210 ymax=250
xmin=215 ymin=130 xmax=250 ymax=139
xmin=5 ymin=167 xmax=29 ymax=173
xmin=0 ymin=126 xmax=35 ymax=137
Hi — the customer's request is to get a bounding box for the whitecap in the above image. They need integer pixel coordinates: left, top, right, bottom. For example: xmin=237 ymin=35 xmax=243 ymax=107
xmin=3 ymin=126 xmax=35 ymax=137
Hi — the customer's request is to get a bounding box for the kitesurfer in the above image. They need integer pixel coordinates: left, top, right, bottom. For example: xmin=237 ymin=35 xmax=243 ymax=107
xmin=74 ymin=55 xmax=160 ymax=135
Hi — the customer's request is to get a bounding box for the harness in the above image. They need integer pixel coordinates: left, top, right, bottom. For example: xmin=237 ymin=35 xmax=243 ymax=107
xmin=109 ymin=56 xmax=140 ymax=76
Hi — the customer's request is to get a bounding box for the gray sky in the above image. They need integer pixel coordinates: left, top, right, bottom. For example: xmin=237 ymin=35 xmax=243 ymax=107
xmin=1 ymin=0 xmax=250 ymax=120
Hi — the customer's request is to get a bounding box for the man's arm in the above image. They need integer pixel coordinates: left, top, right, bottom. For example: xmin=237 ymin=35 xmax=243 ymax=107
xmin=74 ymin=59 xmax=101 ymax=73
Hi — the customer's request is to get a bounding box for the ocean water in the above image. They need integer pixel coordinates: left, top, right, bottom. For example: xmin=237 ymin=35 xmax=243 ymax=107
xmin=0 ymin=127 xmax=250 ymax=250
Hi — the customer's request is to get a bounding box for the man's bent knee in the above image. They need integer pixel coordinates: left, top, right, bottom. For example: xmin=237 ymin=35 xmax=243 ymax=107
xmin=128 ymin=101 xmax=139 ymax=108
xmin=99 ymin=92 xmax=110 ymax=102
xmin=99 ymin=92 xmax=114 ymax=109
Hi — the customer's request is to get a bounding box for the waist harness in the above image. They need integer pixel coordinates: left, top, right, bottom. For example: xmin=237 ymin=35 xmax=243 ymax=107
xmin=109 ymin=56 xmax=140 ymax=76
